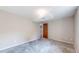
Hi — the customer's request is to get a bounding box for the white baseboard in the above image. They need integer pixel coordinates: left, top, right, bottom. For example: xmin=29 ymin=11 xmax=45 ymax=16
xmin=49 ymin=39 xmax=73 ymax=45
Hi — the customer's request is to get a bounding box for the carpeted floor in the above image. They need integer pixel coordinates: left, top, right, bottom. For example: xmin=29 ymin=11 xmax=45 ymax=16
xmin=0 ymin=39 xmax=75 ymax=53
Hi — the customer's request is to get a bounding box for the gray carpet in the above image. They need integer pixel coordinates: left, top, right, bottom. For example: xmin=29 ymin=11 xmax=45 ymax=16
xmin=0 ymin=39 xmax=63 ymax=53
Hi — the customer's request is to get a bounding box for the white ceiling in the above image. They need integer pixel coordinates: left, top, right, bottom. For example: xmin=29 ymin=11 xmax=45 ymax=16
xmin=0 ymin=6 xmax=77 ymax=22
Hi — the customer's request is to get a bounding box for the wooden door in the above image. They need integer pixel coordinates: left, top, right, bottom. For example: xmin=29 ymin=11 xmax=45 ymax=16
xmin=43 ymin=23 xmax=48 ymax=39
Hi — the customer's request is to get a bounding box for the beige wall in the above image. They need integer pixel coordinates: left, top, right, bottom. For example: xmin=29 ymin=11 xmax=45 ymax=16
xmin=74 ymin=8 xmax=79 ymax=52
xmin=48 ymin=17 xmax=74 ymax=44
xmin=0 ymin=10 xmax=38 ymax=50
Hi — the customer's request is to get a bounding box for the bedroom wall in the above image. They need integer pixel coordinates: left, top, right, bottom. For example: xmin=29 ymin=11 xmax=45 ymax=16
xmin=48 ymin=17 xmax=74 ymax=44
xmin=0 ymin=10 xmax=38 ymax=50
xmin=74 ymin=7 xmax=79 ymax=52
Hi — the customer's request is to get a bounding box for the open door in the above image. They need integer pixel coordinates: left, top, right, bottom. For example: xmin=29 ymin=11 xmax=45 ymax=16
xmin=43 ymin=23 xmax=48 ymax=39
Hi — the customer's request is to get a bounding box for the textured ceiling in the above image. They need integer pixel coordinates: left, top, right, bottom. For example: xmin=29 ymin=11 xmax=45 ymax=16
xmin=0 ymin=6 xmax=77 ymax=22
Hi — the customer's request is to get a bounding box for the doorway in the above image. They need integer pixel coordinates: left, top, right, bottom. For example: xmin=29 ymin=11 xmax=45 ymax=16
xmin=43 ymin=23 xmax=48 ymax=39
